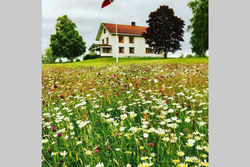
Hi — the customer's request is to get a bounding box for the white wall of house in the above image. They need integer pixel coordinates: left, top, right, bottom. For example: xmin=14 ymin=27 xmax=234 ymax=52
xmin=98 ymin=27 xmax=163 ymax=58
xmin=99 ymin=28 xmax=112 ymax=45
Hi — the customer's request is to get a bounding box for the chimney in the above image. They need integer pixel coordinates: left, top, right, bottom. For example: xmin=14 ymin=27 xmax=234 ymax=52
xmin=131 ymin=22 xmax=136 ymax=26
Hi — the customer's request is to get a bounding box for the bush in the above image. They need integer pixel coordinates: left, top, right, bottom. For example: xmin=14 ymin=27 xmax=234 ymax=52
xmin=185 ymin=54 xmax=193 ymax=58
xmin=42 ymin=47 xmax=57 ymax=64
xmin=42 ymin=53 xmax=48 ymax=64
xmin=83 ymin=52 xmax=100 ymax=60
xmin=192 ymin=53 xmax=207 ymax=57
xmin=75 ymin=58 xmax=80 ymax=62
xmin=179 ymin=53 xmax=184 ymax=58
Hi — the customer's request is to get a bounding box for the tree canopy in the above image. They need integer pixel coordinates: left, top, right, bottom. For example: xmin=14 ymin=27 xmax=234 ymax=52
xmin=143 ymin=5 xmax=185 ymax=59
xmin=188 ymin=0 xmax=208 ymax=57
xmin=50 ymin=15 xmax=86 ymax=62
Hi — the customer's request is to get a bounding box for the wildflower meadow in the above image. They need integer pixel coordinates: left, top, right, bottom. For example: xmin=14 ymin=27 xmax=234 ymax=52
xmin=42 ymin=59 xmax=208 ymax=167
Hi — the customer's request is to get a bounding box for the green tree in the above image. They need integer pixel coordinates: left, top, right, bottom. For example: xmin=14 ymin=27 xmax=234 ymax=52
xmin=50 ymin=15 xmax=86 ymax=62
xmin=143 ymin=5 xmax=185 ymax=59
xmin=188 ymin=0 xmax=208 ymax=57
xmin=41 ymin=47 xmax=57 ymax=64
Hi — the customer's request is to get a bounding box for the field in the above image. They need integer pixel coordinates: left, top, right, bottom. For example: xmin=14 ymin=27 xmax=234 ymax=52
xmin=42 ymin=58 xmax=208 ymax=167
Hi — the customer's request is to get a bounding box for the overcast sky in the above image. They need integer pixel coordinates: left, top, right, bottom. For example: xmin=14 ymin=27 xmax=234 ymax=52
xmin=42 ymin=0 xmax=193 ymax=57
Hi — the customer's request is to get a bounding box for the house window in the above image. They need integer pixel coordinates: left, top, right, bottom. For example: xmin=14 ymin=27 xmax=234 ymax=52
xmin=129 ymin=36 xmax=134 ymax=44
xmin=146 ymin=48 xmax=153 ymax=54
xmin=106 ymin=37 xmax=109 ymax=44
xmin=103 ymin=48 xmax=111 ymax=53
xmin=119 ymin=47 xmax=124 ymax=54
xmin=104 ymin=28 xmax=106 ymax=34
xmin=118 ymin=36 xmax=124 ymax=43
xmin=102 ymin=39 xmax=104 ymax=44
xmin=129 ymin=47 xmax=135 ymax=54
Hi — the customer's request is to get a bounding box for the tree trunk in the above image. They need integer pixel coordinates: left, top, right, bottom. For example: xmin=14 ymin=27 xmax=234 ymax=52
xmin=164 ymin=51 xmax=168 ymax=59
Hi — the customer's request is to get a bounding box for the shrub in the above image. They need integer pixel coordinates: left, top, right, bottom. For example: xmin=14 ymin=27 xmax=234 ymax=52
xmin=179 ymin=53 xmax=184 ymax=58
xmin=186 ymin=54 xmax=193 ymax=58
xmin=42 ymin=53 xmax=48 ymax=64
xmin=42 ymin=47 xmax=57 ymax=64
xmin=193 ymin=53 xmax=207 ymax=57
xmin=83 ymin=52 xmax=100 ymax=60
xmin=75 ymin=58 xmax=80 ymax=62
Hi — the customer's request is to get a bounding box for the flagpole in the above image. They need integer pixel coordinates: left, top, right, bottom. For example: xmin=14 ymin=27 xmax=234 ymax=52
xmin=101 ymin=0 xmax=118 ymax=62
xmin=115 ymin=1 xmax=118 ymax=63
xmin=116 ymin=23 xmax=118 ymax=63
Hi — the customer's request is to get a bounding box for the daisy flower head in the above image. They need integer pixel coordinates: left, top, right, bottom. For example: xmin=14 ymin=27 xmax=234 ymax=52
xmin=121 ymin=114 xmax=128 ymax=120
xmin=162 ymin=137 xmax=169 ymax=142
xmin=119 ymin=127 xmax=126 ymax=131
xmin=78 ymin=120 xmax=90 ymax=128
xmin=172 ymin=159 xmax=180 ymax=165
xmin=141 ymin=156 xmax=148 ymax=161
xmin=138 ymin=162 xmax=153 ymax=167
xmin=185 ymin=117 xmax=191 ymax=123
xmin=85 ymin=150 xmax=92 ymax=156
xmin=143 ymin=133 xmax=149 ymax=138
xmin=203 ymin=160 xmax=209 ymax=167
xmin=150 ymin=153 xmax=156 ymax=157
xmin=148 ymin=128 xmax=155 ymax=133
xmin=153 ymin=79 xmax=158 ymax=83
xmin=187 ymin=139 xmax=195 ymax=147
xmin=96 ymin=162 xmax=104 ymax=167
xmin=185 ymin=156 xmax=193 ymax=162
xmin=129 ymin=112 xmax=137 ymax=118
xmin=177 ymin=151 xmax=185 ymax=156
xmin=60 ymin=151 xmax=67 ymax=157
xmin=51 ymin=152 xmax=57 ymax=157
xmin=177 ymin=163 xmax=188 ymax=167
xmin=42 ymin=139 xmax=48 ymax=144
xmin=168 ymin=108 xmax=174 ymax=113
xmin=115 ymin=148 xmax=121 ymax=151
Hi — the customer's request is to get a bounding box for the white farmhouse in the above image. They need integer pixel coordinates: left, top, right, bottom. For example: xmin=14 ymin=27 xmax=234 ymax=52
xmin=89 ymin=22 xmax=163 ymax=57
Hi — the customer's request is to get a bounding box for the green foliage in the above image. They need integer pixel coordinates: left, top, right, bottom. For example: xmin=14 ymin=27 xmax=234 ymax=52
xmin=188 ymin=0 xmax=208 ymax=56
xmin=179 ymin=53 xmax=184 ymax=58
xmin=75 ymin=58 xmax=81 ymax=62
xmin=186 ymin=54 xmax=194 ymax=58
xmin=41 ymin=47 xmax=57 ymax=64
xmin=194 ymin=54 xmax=200 ymax=58
xmin=143 ymin=5 xmax=185 ymax=59
xmin=83 ymin=52 xmax=100 ymax=60
xmin=50 ymin=15 xmax=86 ymax=62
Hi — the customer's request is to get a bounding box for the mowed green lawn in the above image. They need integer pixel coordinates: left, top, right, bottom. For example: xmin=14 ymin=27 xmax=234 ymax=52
xmin=42 ymin=57 xmax=208 ymax=68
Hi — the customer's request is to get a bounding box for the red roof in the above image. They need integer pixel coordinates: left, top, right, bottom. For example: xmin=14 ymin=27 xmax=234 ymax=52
xmin=103 ymin=23 xmax=147 ymax=35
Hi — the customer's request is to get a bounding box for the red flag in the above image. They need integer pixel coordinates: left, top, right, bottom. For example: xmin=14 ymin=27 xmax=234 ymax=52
xmin=101 ymin=0 xmax=115 ymax=8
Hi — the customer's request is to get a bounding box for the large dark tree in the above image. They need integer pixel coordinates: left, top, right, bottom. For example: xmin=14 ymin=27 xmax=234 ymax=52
xmin=143 ymin=5 xmax=185 ymax=59
xmin=188 ymin=0 xmax=208 ymax=57
xmin=50 ymin=15 xmax=86 ymax=62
